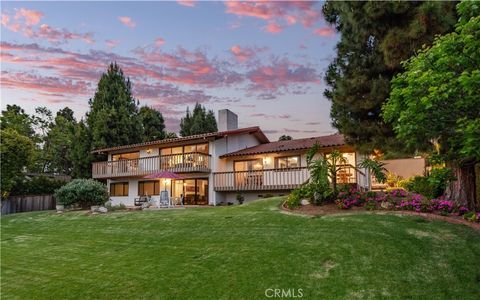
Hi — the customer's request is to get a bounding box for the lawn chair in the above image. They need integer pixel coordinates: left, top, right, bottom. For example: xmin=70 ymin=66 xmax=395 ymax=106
xmin=159 ymin=190 xmax=171 ymax=208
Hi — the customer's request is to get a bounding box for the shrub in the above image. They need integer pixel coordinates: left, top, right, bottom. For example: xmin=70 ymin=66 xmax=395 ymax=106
xmin=10 ymin=176 xmax=67 ymax=196
xmin=388 ymin=188 xmax=408 ymax=198
xmin=335 ymin=187 xmax=365 ymax=209
xmin=105 ymin=202 xmax=126 ymax=211
xmin=463 ymin=212 xmax=480 ymax=223
xmin=236 ymin=193 xmax=245 ymax=204
xmin=365 ymin=199 xmax=376 ymax=210
xmin=404 ymin=176 xmax=435 ymax=199
xmin=54 ymin=179 xmax=109 ymax=207
xmin=285 ymin=185 xmax=313 ymax=209
xmin=427 ymin=168 xmax=455 ymax=198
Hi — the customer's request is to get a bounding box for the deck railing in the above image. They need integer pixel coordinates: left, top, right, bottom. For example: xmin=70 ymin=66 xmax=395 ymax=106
xmin=213 ymin=165 xmax=361 ymax=191
xmin=213 ymin=167 xmax=310 ymax=191
xmin=92 ymin=152 xmax=211 ymax=178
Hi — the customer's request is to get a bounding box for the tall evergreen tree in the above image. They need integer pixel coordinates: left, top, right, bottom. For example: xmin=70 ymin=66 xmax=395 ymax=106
xmin=139 ymin=106 xmax=166 ymax=142
xmin=323 ymin=1 xmax=457 ymax=152
xmin=179 ymin=103 xmax=217 ymax=136
xmin=87 ymin=62 xmax=143 ymax=149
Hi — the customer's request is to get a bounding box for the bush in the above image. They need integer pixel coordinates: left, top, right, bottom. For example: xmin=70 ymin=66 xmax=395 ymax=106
xmin=285 ymin=185 xmax=313 ymax=209
xmin=427 ymin=168 xmax=455 ymax=198
xmin=10 ymin=176 xmax=67 ymax=196
xmin=404 ymin=176 xmax=435 ymax=199
xmin=54 ymin=179 xmax=109 ymax=207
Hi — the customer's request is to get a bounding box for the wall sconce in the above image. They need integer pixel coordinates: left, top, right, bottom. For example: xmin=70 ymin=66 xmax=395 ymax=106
xmin=146 ymin=148 xmax=152 ymax=154
xmin=263 ymin=156 xmax=271 ymax=165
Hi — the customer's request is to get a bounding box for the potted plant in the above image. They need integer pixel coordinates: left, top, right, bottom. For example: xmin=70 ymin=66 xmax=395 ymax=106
xmin=236 ymin=193 xmax=245 ymax=205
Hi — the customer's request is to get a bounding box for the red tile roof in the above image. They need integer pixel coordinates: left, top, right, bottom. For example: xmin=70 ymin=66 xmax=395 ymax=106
xmin=91 ymin=126 xmax=269 ymax=154
xmin=220 ymin=134 xmax=346 ymax=158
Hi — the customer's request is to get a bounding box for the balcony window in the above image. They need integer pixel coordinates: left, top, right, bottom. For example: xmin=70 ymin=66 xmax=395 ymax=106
xmin=275 ymin=156 xmax=300 ymax=169
xmin=234 ymin=159 xmax=263 ymax=172
xmin=110 ymin=182 xmax=129 ymax=196
xmin=138 ymin=180 xmax=160 ymax=196
xmin=112 ymin=152 xmax=139 ymax=161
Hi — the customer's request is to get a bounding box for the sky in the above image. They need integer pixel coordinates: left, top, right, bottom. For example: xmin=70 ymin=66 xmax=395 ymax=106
xmin=0 ymin=0 xmax=340 ymax=140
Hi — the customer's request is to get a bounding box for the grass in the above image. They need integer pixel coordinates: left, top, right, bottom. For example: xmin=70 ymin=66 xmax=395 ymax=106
xmin=2 ymin=197 xmax=480 ymax=299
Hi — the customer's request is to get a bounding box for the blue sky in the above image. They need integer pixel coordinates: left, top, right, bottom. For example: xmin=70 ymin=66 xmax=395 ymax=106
xmin=1 ymin=1 xmax=339 ymax=139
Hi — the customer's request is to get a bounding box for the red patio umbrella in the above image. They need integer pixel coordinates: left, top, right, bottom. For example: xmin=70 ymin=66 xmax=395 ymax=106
xmin=144 ymin=171 xmax=183 ymax=191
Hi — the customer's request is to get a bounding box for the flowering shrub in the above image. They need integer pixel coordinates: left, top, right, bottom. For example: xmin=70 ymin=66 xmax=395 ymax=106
xmin=388 ymin=188 xmax=408 ymax=198
xmin=430 ymin=198 xmax=455 ymax=215
xmin=335 ymin=187 xmax=366 ymax=209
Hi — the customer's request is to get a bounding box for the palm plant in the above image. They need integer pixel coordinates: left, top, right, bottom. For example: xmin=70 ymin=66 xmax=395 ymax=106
xmin=358 ymin=158 xmax=387 ymax=184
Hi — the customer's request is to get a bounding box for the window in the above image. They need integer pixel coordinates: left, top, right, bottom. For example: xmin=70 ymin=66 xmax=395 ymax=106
xmin=234 ymin=159 xmax=263 ymax=171
xmin=138 ymin=181 xmax=160 ymax=196
xmin=110 ymin=182 xmax=129 ymax=196
xmin=275 ymin=156 xmax=300 ymax=169
xmin=160 ymin=143 xmax=209 ymax=155
xmin=112 ymin=152 xmax=139 ymax=161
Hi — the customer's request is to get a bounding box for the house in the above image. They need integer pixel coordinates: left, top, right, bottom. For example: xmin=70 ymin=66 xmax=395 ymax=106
xmin=91 ymin=109 xmax=370 ymax=206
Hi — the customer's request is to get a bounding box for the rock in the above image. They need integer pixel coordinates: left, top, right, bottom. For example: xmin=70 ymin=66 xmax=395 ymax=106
xmin=91 ymin=205 xmax=100 ymax=212
xmin=98 ymin=207 xmax=108 ymax=213
xmin=301 ymin=199 xmax=310 ymax=206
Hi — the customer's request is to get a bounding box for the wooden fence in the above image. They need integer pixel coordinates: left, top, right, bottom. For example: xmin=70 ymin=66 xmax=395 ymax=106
xmin=1 ymin=195 xmax=56 ymax=215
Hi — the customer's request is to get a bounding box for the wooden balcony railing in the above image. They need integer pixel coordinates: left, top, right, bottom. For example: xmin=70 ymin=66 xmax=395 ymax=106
xmin=92 ymin=152 xmax=211 ymax=179
xmin=213 ymin=167 xmax=310 ymax=191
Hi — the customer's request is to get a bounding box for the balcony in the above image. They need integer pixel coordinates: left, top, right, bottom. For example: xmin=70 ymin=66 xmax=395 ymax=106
xmin=92 ymin=152 xmax=211 ymax=179
xmin=213 ymin=167 xmax=310 ymax=191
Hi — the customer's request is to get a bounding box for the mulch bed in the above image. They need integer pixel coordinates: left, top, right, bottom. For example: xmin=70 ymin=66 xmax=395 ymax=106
xmin=283 ymin=203 xmax=480 ymax=232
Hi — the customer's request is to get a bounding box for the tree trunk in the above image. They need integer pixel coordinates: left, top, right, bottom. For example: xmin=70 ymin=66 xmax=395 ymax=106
xmin=445 ymin=162 xmax=477 ymax=210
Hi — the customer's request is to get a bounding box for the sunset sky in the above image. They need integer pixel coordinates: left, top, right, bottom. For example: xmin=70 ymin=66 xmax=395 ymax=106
xmin=1 ymin=1 xmax=339 ymax=140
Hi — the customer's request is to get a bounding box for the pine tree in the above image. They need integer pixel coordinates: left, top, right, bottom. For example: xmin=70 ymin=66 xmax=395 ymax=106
xmin=179 ymin=103 xmax=217 ymax=137
xmin=70 ymin=121 xmax=94 ymax=178
xmin=86 ymin=62 xmax=143 ymax=149
xmin=323 ymin=1 xmax=457 ymax=153
xmin=139 ymin=106 xmax=166 ymax=142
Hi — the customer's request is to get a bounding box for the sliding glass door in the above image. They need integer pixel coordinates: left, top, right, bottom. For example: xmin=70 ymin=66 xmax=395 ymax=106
xmin=171 ymin=179 xmax=209 ymax=205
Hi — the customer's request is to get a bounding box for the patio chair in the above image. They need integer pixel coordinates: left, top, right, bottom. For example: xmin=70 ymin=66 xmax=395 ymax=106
xmin=159 ymin=190 xmax=171 ymax=208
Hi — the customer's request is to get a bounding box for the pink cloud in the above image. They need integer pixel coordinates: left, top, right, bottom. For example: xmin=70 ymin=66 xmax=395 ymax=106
xmin=247 ymin=58 xmax=320 ymax=94
xmin=118 ymin=16 xmax=136 ymax=28
xmin=313 ymin=27 xmax=335 ymax=37
xmin=105 ymin=39 xmax=120 ymax=48
xmin=224 ymin=1 xmax=322 ymax=33
xmin=230 ymin=45 xmax=255 ymax=62
xmin=15 ymin=8 xmax=43 ymax=26
xmin=2 ymin=9 xmax=95 ymax=44
xmin=264 ymin=23 xmax=283 ymax=34
xmin=177 ymin=0 xmax=196 ymax=7
xmin=155 ymin=37 xmax=165 ymax=46
xmin=1 ymin=70 xmax=92 ymax=96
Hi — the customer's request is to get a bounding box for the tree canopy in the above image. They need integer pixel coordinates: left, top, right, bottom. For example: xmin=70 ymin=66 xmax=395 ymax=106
xmin=179 ymin=103 xmax=217 ymax=137
xmin=383 ymin=1 xmax=480 ymax=163
xmin=278 ymin=135 xmax=293 ymax=141
xmin=139 ymin=106 xmax=165 ymax=142
xmin=322 ymin=1 xmax=457 ymax=152
xmin=87 ymin=62 xmax=143 ymax=149
xmin=0 ymin=104 xmax=35 ymax=138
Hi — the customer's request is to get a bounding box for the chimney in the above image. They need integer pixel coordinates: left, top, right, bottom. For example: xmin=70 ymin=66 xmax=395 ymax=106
xmin=218 ymin=109 xmax=238 ymax=131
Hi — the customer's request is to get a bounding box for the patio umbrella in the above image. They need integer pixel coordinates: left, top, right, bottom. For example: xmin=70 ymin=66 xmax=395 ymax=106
xmin=144 ymin=171 xmax=183 ymax=191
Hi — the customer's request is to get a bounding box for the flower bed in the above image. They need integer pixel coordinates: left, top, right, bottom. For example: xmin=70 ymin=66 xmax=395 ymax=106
xmin=333 ymin=187 xmax=479 ymax=223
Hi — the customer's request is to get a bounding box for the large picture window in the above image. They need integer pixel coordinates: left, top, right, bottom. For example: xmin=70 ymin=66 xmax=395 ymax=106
xmin=112 ymin=152 xmax=139 ymax=161
xmin=138 ymin=181 xmax=160 ymax=196
xmin=275 ymin=156 xmax=300 ymax=169
xmin=110 ymin=182 xmax=129 ymax=196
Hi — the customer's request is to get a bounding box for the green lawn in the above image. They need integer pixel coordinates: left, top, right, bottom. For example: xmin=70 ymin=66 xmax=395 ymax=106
xmin=2 ymin=197 xmax=479 ymax=299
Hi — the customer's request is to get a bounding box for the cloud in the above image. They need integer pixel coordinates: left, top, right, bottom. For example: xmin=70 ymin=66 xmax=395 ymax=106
xmin=118 ymin=16 xmax=136 ymax=28
xmin=264 ymin=23 xmax=283 ymax=34
xmin=155 ymin=37 xmax=165 ymax=46
xmin=105 ymin=39 xmax=120 ymax=48
xmin=15 ymin=8 xmax=43 ymax=26
xmin=224 ymin=1 xmax=322 ymax=33
xmin=1 ymin=70 xmax=92 ymax=96
xmin=247 ymin=58 xmax=320 ymax=93
xmin=230 ymin=45 xmax=255 ymax=62
xmin=306 ymin=122 xmax=321 ymax=125
xmin=250 ymin=113 xmax=291 ymax=119
xmin=313 ymin=27 xmax=335 ymax=37
xmin=1 ymin=9 xmax=95 ymax=44
xmin=177 ymin=0 xmax=196 ymax=7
